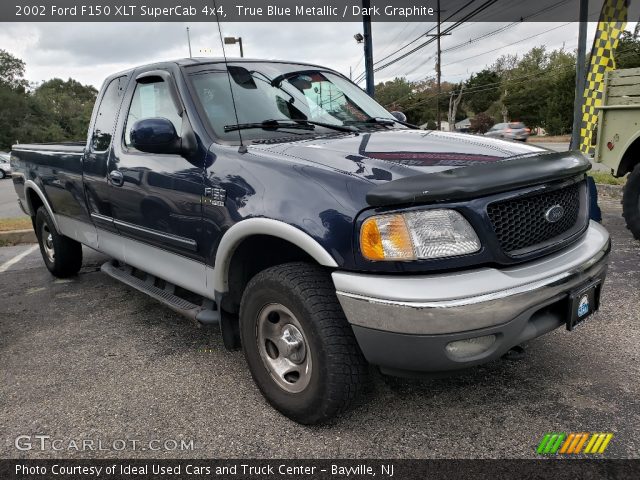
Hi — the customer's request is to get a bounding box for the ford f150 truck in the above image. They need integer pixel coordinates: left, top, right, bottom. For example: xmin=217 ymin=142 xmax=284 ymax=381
xmin=11 ymin=58 xmax=610 ymax=424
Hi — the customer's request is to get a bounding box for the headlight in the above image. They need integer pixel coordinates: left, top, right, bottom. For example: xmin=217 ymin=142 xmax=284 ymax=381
xmin=360 ymin=209 xmax=481 ymax=261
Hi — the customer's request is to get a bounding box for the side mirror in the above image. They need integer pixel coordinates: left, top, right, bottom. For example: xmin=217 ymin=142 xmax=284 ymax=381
xmin=390 ymin=111 xmax=407 ymax=123
xmin=130 ymin=117 xmax=181 ymax=155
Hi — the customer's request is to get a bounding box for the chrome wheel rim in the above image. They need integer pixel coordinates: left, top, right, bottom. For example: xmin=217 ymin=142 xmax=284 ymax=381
xmin=41 ymin=223 xmax=55 ymax=263
xmin=256 ymin=303 xmax=312 ymax=393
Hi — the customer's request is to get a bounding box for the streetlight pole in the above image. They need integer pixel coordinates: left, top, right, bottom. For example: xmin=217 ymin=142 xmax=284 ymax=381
xmin=362 ymin=0 xmax=374 ymax=96
xmin=186 ymin=27 xmax=192 ymax=58
xmin=223 ymin=36 xmax=244 ymax=57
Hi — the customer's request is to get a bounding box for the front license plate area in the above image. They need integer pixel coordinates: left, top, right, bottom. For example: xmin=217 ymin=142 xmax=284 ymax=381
xmin=566 ymin=280 xmax=602 ymax=331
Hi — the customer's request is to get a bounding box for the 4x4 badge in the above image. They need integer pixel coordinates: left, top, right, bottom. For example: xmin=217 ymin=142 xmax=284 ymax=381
xmin=544 ymin=204 xmax=565 ymax=223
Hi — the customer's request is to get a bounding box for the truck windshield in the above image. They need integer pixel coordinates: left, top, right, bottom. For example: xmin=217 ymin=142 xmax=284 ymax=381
xmin=188 ymin=63 xmax=401 ymax=142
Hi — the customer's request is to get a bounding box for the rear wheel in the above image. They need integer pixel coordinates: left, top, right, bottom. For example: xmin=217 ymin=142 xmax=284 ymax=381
xmin=0 ymin=170 xmax=6 ymax=179
xmin=35 ymin=207 xmax=82 ymax=277
xmin=239 ymin=262 xmax=367 ymax=424
xmin=622 ymin=163 xmax=640 ymax=240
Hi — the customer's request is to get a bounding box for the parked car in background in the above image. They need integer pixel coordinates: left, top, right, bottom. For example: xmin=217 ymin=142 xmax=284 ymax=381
xmin=485 ymin=122 xmax=530 ymax=141
xmin=0 ymin=152 xmax=13 ymax=178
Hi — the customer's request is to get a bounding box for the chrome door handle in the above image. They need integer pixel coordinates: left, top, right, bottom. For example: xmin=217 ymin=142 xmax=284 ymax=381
xmin=109 ymin=170 xmax=124 ymax=186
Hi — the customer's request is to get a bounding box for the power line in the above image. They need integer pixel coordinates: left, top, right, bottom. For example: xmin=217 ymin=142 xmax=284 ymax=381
xmin=371 ymin=0 xmax=477 ymax=68
xmin=365 ymin=0 xmax=576 ymax=85
xmin=354 ymin=0 xmax=486 ymax=83
xmin=386 ymin=22 xmax=573 ymax=106
xmin=441 ymin=21 xmax=574 ymax=68
xmin=373 ymin=0 xmax=498 ymax=74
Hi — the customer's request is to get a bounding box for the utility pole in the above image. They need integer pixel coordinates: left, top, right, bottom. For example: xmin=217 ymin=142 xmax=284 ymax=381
xmin=571 ymin=0 xmax=588 ymax=150
xmin=186 ymin=27 xmax=192 ymax=58
xmin=426 ymin=0 xmax=449 ymax=130
xmin=436 ymin=0 xmax=441 ymax=130
xmin=362 ymin=0 xmax=375 ymax=96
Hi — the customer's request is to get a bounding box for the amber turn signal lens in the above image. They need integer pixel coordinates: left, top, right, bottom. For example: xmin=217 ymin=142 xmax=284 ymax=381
xmin=360 ymin=215 xmax=415 ymax=261
xmin=360 ymin=217 xmax=384 ymax=260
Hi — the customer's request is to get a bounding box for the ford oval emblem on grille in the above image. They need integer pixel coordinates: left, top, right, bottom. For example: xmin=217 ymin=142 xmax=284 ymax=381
xmin=544 ymin=204 xmax=565 ymax=223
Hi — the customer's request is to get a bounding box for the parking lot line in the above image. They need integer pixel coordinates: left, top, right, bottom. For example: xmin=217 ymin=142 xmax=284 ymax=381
xmin=0 ymin=244 xmax=39 ymax=273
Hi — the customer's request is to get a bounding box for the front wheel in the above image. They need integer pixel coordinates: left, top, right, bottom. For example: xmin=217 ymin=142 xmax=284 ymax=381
xmin=0 ymin=170 xmax=6 ymax=179
xmin=35 ymin=207 xmax=82 ymax=277
xmin=622 ymin=163 xmax=640 ymax=240
xmin=239 ymin=262 xmax=367 ymax=424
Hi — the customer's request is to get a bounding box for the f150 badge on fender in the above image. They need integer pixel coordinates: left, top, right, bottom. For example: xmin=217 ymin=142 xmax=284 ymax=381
xmin=203 ymin=187 xmax=226 ymax=207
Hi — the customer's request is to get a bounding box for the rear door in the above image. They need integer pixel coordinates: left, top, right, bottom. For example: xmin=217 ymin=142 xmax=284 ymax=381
xmin=83 ymin=75 xmax=129 ymax=232
xmin=109 ymin=67 xmax=206 ymax=262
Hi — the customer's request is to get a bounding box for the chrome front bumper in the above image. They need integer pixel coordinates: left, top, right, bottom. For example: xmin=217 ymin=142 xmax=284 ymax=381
xmin=333 ymin=222 xmax=610 ymax=374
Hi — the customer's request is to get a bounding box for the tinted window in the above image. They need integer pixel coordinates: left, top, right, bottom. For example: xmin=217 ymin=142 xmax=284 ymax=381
xmin=509 ymin=122 xmax=525 ymax=129
xmin=124 ymin=80 xmax=182 ymax=147
xmin=91 ymin=76 xmax=126 ymax=152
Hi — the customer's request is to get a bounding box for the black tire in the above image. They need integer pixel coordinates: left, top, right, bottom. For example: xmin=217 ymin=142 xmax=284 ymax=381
xmin=0 ymin=169 xmax=6 ymax=179
xmin=239 ymin=262 xmax=367 ymax=424
xmin=622 ymin=163 xmax=640 ymax=241
xmin=35 ymin=207 xmax=82 ymax=277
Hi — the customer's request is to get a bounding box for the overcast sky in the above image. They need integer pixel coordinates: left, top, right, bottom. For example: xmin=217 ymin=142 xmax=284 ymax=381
xmin=0 ymin=21 xmax=611 ymax=89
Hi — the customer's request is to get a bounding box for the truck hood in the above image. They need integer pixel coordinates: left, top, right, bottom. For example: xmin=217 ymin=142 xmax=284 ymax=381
xmin=250 ymin=129 xmax=549 ymax=183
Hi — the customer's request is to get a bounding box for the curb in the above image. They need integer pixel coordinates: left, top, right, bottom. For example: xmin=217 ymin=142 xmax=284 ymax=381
xmin=0 ymin=229 xmax=37 ymax=246
xmin=595 ymin=183 xmax=623 ymax=200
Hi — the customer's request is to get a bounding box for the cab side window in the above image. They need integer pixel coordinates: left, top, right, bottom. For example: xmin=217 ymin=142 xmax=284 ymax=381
xmin=91 ymin=76 xmax=126 ymax=152
xmin=124 ymin=80 xmax=182 ymax=148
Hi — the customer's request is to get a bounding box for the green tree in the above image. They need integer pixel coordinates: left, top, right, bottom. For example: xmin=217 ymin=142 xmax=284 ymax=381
xmin=463 ymin=69 xmax=501 ymax=114
xmin=374 ymin=77 xmax=413 ymax=110
xmin=0 ymin=49 xmax=28 ymax=89
xmin=0 ymin=50 xmax=97 ymax=150
xmin=615 ymin=30 xmax=640 ymax=69
xmin=543 ymin=49 xmax=576 ymax=135
xmin=470 ymin=112 xmax=494 ymax=134
xmin=32 ymin=78 xmax=97 ymax=141
xmin=501 ymin=46 xmax=576 ymax=133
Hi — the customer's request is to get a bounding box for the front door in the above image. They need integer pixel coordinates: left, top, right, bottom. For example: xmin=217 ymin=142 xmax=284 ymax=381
xmin=109 ymin=69 xmax=205 ymax=263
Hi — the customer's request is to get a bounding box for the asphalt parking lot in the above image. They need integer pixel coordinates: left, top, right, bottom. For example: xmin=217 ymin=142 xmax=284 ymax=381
xmin=1 ymin=198 xmax=638 ymax=459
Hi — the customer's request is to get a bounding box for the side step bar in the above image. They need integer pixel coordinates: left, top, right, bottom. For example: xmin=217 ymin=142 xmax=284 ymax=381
xmin=100 ymin=261 xmax=220 ymax=326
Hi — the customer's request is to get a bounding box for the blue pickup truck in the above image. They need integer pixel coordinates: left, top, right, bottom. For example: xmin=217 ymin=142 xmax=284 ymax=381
xmin=11 ymin=58 xmax=610 ymax=424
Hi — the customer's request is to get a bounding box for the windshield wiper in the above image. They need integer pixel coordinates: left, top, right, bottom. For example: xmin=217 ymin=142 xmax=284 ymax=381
xmin=224 ymin=119 xmax=315 ymax=133
xmin=224 ymin=118 xmax=357 ymax=134
xmin=372 ymin=116 xmax=420 ymax=129
xmin=345 ymin=117 xmax=420 ymax=129
xmin=294 ymin=119 xmax=358 ymax=133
